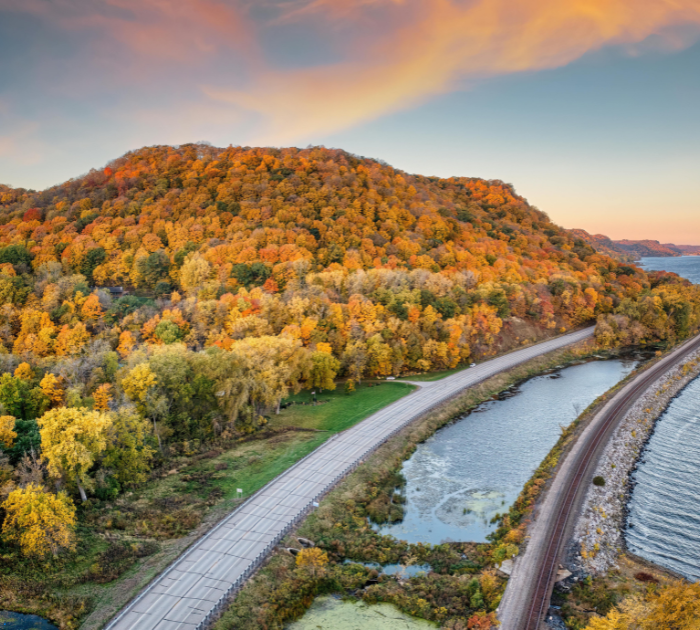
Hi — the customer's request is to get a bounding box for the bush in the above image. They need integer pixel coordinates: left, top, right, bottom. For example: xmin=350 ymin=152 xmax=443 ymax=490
xmin=593 ymin=476 xmax=605 ymax=487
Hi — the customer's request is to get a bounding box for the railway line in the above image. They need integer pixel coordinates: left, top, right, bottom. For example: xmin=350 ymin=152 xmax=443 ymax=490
xmin=104 ymin=327 xmax=594 ymax=630
xmin=499 ymin=331 xmax=700 ymax=630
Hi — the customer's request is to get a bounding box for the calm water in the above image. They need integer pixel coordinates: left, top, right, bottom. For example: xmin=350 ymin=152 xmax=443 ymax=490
xmin=638 ymin=256 xmax=700 ymax=284
xmin=626 ymin=375 xmax=700 ymax=580
xmin=0 ymin=612 xmax=57 ymax=630
xmin=377 ymin=359 xmax=639 ymax=544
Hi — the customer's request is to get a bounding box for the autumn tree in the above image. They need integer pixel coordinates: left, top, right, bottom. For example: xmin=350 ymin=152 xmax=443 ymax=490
xmin=117 ymin=330 xmax=136 ymax=358
xmin=180 ymin=252 xmax=211 ymax=295
xmin=37 ymin=407 xmax=112 ymax=501
xmin=0 ymin=415 xmax=16 ymax=448
xmin=40 ymin=373 xmax=65 ymax=407
xmin=1 ymin=483 xmax=77 ymax=558
xmin=295 ymin=547 xmax=328 ymax=577
xmin=14 ymin=362 xmax=33 ymax=380
xmin=93 ymin=383 xmax=112 ymax=411
xmin=102 ymin=407 xmax=154 ymax=487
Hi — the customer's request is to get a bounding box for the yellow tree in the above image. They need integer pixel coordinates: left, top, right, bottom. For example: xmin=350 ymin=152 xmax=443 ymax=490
xmin=38 ymin=408 xmax=112 ymax=501
xmin=121 ymin=363 xmax=161 ymax=450
xmin=40 ymin=373 xmax=65 ymax=407
xmin=14 ymin=362 xmax=33 ymax=380
xmin=295 ymin=547 xmax=328 ymax=577
xmin=93 ymin=383 xmax=112 ymax=411
xmin=0 ymin=415 xmax=16 ymax=448
xmin=121 ymin=363 xmax=158 ymax=411
xmin=1 ymin=483 xmax=77 ymax=558
xmin=180 ymin=252 xmax=211 ymax=295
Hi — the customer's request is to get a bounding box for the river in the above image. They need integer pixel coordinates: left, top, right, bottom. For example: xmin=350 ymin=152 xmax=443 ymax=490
xmin=626 ymin=376 xmax=700 ymax=580
xmin=626 ymin=254 xmax=700 ymax=580
xmin=376 ymin=357 xmax=640 ymax=544
xmin=638 ymin=255 xmax=700 ymax=284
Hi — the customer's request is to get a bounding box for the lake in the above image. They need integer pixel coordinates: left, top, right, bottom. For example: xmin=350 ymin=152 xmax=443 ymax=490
xmin=638 ymin=256 xmax=700 ymax=284
xmin=377 ymin=357 xmax=640 ymax=544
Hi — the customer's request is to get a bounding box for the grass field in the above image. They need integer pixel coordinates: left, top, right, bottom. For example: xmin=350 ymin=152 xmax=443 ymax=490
xmin=272 ymin=381 xmax=416 ymax=432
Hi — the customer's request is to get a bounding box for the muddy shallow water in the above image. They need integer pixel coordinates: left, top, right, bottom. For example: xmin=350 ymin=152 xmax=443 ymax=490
xmin=377 ymin=358 xmax=640 ymax=544
xmin=285 ymin=595 xmax=436 ymax=629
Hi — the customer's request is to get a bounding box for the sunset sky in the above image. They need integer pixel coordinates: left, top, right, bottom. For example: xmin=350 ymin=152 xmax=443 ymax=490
xmin=1 ymin=0 xmax=699 ymax=243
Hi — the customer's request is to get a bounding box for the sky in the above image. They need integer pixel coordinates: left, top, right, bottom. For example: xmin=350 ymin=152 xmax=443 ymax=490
xmin=1 ymin=0 xmax=699 ymax=244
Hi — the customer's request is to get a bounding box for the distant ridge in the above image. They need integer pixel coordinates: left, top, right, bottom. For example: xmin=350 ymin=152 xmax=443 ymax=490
xmin=570 ymin=229 xmax=700 ymax=260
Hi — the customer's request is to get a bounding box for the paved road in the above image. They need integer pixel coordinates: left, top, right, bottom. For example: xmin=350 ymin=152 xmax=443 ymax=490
xmin=497 ymin=331 xmax=700 ymax=630
xmin=105 ymin=328 xmax=594 ymax=630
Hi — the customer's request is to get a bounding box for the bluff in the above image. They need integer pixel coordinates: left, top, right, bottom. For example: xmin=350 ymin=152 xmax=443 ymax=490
xmin=0 ymin=143 xmax=698 ymax=376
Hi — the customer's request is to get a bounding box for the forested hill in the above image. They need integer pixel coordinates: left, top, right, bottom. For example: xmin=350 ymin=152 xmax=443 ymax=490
xmin=0 ymin=143 xmax=698 ymax=385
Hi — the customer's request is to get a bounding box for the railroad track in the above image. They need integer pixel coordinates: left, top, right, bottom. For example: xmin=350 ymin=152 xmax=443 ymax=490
xmin=506 ymin=333 xmax=700 ymax=630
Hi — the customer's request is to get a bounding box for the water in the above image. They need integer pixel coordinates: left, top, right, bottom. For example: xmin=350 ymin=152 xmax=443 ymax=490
xmin=377 ymin=359 xmax=639 ymax=544
xmin=285 ymin=595 xmax=436 ymax=629
xmin=0 ymin=611 xmax=57 ymax=630
xmin=638 ymin=256 xmax=700 ymax=284
xmin=343 ymin=559 xmax=431 ymax=577
xmin=626 ymin=375 xmax=700 ymax=580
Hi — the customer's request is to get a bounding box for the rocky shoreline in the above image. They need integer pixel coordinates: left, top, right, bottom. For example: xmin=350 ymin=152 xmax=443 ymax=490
xmin=570 ymin=348 xmax=700 ymax=576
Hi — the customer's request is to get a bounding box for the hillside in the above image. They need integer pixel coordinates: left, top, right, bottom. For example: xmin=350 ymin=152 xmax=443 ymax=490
xmin=0 ymin=144 xmax=698 ymax=436
xmin=571 ymin=229 xmax=700 ymax=260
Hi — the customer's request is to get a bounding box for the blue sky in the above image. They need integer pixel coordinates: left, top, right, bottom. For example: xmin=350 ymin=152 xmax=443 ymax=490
xmin=1 ymin=0 xmax=699 ymax=243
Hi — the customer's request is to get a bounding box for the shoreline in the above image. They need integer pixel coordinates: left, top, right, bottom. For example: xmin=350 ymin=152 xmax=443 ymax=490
xmin=569 ymin=348 xmax=700 ymax=577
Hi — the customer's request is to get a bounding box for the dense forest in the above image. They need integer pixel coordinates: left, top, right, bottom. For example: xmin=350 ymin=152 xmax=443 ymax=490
xmin=0 ymin=143 xmax=699 ymax=561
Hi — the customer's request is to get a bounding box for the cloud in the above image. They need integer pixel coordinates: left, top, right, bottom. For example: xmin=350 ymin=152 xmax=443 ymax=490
xmin=2 ymin=0 xmax=258 ymax=64
xmin=206 ymin=0 xmax=700 ymax=142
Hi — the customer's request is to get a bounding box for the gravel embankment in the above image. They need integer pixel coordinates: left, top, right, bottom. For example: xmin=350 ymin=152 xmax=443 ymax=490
xmin=572 ymin=349 xmax=700 ymax=575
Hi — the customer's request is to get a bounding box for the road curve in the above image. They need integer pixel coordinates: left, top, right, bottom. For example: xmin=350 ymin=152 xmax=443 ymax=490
xmin=105 ymin=327 xmax=594 ymax=630
xmin=498 ymin=331 xmax=700 ymax=630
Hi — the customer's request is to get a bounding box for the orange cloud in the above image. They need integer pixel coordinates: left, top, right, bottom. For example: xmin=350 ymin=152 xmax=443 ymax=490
xmin=207 ymin=0 xmax=700 ymax=141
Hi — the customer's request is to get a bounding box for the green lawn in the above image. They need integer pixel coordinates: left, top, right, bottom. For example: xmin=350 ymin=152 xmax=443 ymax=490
xmin=270 ymin=381 xmax=416 ymax=432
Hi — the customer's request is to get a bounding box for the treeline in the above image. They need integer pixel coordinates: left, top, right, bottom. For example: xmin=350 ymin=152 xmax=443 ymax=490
xmin=0 ymin=144 xmax=699 ymax=560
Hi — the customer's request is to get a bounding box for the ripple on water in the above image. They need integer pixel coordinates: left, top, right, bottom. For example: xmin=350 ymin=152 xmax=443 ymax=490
xmin=377 ymin=359 xmax=639 ymax=544
xmin=627 ymin=375 xmax=700 ymax=580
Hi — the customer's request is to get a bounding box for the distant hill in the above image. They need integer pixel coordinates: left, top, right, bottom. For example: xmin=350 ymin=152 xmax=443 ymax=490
xmin=570 ymin=229 xmax=700 ymax=260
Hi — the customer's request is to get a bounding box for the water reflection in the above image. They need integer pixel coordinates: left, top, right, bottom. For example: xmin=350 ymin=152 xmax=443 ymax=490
xmin=378 ymin=358 xmax=639 ymax=544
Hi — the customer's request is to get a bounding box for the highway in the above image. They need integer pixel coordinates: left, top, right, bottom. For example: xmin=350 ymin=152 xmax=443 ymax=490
xmin=104 ymin=327 xmax=594 ymax=630
xmin=497 ymin=331 xmax=700 ymax=630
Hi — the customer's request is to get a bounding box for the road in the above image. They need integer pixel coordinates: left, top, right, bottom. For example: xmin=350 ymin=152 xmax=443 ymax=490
xmin=498 ymin=331 xmax=700 ymax=630
xmin=104 ymin=327 xmax=594 ymax=630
